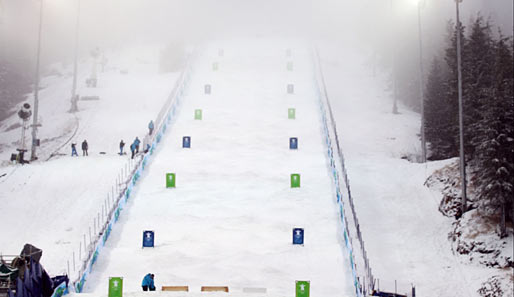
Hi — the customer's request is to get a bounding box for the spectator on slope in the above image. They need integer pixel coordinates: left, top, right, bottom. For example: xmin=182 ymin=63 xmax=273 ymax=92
xmin=81 ymin=140 xmax=89 ymax=156
xmin=130 ymin=142 xmax=136 ymax=159
xmin=71 ymin=143 xmax=78 ymax=157
xmin=148 ymin=120 xmax=154 ymax=135
xmin=141 ymin=273 xmax=155 ymax=291
xmin=134 ymin=137 xmax=141 ymax=153
xmin=119 ymin=140 xmax=125 ymax=155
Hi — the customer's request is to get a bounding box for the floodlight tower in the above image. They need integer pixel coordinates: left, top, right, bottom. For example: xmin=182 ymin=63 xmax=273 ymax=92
xmin=455 ymin=0 xmax=467 ymax=214
xmin=30 ymin=0 xmax=44 ymax=161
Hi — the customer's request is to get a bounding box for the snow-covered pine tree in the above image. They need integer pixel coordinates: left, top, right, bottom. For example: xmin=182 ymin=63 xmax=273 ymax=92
xmin=463 ymin=16 xmax=496 ymax=159
xmin=424 ymin=57 xmax=458 ymax=159
xmin=472 ymin=34 xmax=514 ymax=237
xmin=443 ymin=20 xmax=465 ymax=158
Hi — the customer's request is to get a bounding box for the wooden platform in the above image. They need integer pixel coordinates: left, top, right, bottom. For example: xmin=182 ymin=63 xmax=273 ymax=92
xmin=200 ymin=286 xmax=229 ymax=292
xmin=162 ymin=286 xmax=189 ymax=292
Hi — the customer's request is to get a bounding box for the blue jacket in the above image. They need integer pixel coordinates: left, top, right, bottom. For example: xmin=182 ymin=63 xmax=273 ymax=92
xmin=134 ymin=138 xmax=141 ymax=146
xmin=141 ymin=274 xmax=154 ymax=288
xmin=148 ymin=121 xmax=154 ymax=129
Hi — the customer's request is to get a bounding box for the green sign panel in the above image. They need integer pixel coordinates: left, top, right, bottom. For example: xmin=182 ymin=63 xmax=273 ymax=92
xmin=295 ymin=281 xmax=310 ymax=297
xmin=288 ymin=108 xmax=296 ymax=119
xmin=108 ymin=277 xmax=123 ymax=297
xmin=213 ymin=62 xmax=218 ymax=71
xmin=195 ymin=109 xmax=202 ymax=120
xmin=291 ymin=174 xmax=300 ymax=188
xmin=166 ymin=173 xmax=176 ymax=188
xmin=287 ymin=61 xmax=293 ymax=71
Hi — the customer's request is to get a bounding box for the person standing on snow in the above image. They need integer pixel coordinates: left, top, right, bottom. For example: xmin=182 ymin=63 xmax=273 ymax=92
xmin=148 ymin=120 xmax=154 ymax=135
xmin=81 ymin=140 xmax=89 ymax=156
xmin=134 ymin=137 xmax=141 ymax=153
xmin=130 ymin=142 xmax=136 ymax=159
xmin=71 ymin=143 xmax=78 ymax=156
xmin=119 ymin=140 xmax=125 ymax=155
xmin=141 ymin=273 xmax=155 ymax=291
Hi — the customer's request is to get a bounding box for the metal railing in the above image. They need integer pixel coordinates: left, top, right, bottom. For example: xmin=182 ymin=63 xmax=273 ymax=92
xmin=312 ymin=48 xmax=374 ymax=296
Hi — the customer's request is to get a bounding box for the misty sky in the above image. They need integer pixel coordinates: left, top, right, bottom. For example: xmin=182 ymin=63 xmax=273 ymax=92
xmin=0 ymin=0 xmax=512 ymax=67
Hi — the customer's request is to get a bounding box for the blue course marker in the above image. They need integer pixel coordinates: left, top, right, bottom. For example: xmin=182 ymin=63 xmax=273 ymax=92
xmin=290 ymin=137 xmax=298 ymax=149
xmin=142 ymin=230 xmax=155 ymax=248
xmin=292 ymin=228 xmax=304 ymax=245
xmin=183 ymin=136 xmax=191 ymax=148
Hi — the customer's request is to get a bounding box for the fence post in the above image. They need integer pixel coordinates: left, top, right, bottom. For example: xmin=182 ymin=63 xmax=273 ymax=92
xmin=73 ymin=251 xmax=76 ymax=272
xmin=89 ymin=227 xmax=92 ymax=244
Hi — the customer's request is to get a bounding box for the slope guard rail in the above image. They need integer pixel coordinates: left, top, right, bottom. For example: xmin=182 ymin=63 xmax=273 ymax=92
xmin=311 ymin=48 xmax=374 ymax=296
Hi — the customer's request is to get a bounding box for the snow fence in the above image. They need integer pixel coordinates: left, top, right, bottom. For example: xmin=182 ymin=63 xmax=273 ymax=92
xmin=312 ymin=48 xmax=374 ymax=297
xmin=71 ymin=55 xmax=194 ymax=294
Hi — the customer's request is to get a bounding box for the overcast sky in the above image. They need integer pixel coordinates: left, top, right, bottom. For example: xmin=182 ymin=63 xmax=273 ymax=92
xmin=0 ymin=0 xmax=512 ymax=66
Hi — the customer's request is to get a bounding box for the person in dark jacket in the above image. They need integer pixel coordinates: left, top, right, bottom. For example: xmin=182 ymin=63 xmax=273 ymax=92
xmin=130 ymin=142 xmax=136 ymax=159
xmin=133 ymin=137 xmax=141 ymax=153
xmin=119 ymin=140 xmax=125 ymax=155
xmin=71 ymin=143 xmax=78 ymax=156
xmin=81 ymin=140 xmax=88 ymax=156
xmin=148 ymin=120 xmax=154 ymax=135
xmin=141 ymin=273 xmax=155 ymax=291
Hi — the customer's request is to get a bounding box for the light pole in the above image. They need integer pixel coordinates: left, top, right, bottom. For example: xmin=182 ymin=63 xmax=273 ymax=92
xmin=70 ymin=0 xmax=81 ymax=113
xmin=30 ymin=0 xmax=44 ymax=161
xmin=391 ymin=0 xmax=399 ymax=114
xmin=417 ymin=0 xmax=426 ymax=163
xmin=455 ymin=0 xmax=467 ymax=214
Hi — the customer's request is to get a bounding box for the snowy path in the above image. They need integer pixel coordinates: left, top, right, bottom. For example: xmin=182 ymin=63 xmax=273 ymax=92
xmin=83 ymin=43 xmax=354 ymax=296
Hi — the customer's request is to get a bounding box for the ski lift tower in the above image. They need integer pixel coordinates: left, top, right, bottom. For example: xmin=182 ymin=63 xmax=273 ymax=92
xmin=16 ymin=103 xmax=32 ymax=163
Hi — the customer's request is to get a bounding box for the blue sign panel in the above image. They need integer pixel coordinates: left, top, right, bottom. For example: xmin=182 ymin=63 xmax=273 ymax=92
xmin=183 ymin=136 xmax=191 ymax=148
xmin=293 ymin=228 xmax=304 ymax=245
xmin=290 ymin=137 xmax=298 ymax=150
xmin=143 ymin=230 xmax=154 ymax=248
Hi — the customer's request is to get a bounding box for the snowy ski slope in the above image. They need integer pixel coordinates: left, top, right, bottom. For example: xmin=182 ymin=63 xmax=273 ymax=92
xmin=82 ymin=42 xmax=354 ymax=296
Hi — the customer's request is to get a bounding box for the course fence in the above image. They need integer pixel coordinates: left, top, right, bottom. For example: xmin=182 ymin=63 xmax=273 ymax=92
xmin=69 ymin=55 xmax=194 ymax=294
xmin=311 ymin=48 xmax=374 ymax=296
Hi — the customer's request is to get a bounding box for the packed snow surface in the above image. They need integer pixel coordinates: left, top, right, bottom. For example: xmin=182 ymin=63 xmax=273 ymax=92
xmin=82 ymin=42 xmax=354 ymax=296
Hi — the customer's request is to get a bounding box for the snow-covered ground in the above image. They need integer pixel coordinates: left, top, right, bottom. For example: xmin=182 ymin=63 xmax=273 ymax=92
xmin=1 ymin=40 xmax=511 ymax=297
xmin=319 ymin=44 xmax=513 ymax=296
xmin=82 ymin=41 xmax=354 ymax=296
xmin=0 ymin=46 xmax=179 ymax=276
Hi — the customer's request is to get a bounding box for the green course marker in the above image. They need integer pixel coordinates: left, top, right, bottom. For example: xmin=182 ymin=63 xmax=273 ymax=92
xmin=291 ymin=174 xmax=300 ymax=188
xmin=287 ymin=61 xmax=293 ymax=71
xmin=295 ymin=281 xmax=310 ymax=297
xmin=166 ymin=173 xmax=176 ymax=188
xmin=195 ymin=109 xmax=202 ymax=120
xmin=288 ymin=108 xmax=296 ymax=119
xmin=213 ymin=62 xmax=218 ymax=71
xmin=108 ymin=277 xmax=123 ymax=297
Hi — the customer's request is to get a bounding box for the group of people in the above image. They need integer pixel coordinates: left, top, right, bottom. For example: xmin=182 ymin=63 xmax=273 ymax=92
xmin=71 ymin=120 xmax=155 ymax=158
xmin=71 ymin=140 xmax=88 ymax=156
xmin=119 ymin=136 xmax=143 ymax=159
